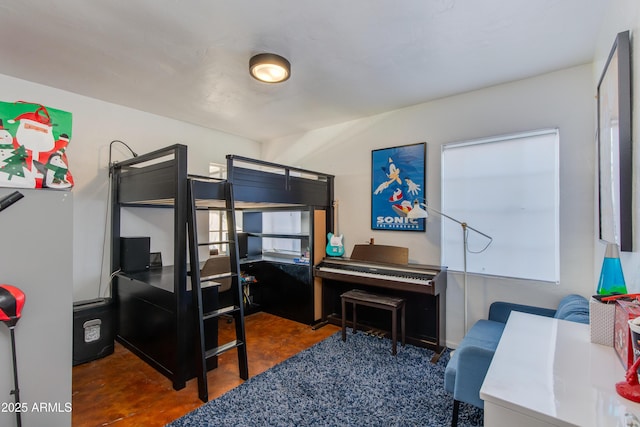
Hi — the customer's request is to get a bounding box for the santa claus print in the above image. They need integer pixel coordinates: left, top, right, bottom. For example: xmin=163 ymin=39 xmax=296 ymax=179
xmin=11 ymin=106 xmax=55 ymax=184
xmin=0 ymin=102 xmax=73 ymax=189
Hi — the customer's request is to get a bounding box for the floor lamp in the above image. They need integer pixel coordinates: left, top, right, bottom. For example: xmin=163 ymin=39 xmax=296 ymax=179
xmin=0 ymin=191 xmax=25 ymax=427
xmin=407 ymin=200 xmax=492 ymax=333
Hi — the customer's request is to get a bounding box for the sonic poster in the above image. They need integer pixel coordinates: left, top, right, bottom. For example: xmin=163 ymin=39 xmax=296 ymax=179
xmin=371 ymin=142 xmax=426 ymax=231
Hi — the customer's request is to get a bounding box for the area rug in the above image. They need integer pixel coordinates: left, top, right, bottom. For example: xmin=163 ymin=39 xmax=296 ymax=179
xmin=167 ymin=332 xmax=483 ymax=426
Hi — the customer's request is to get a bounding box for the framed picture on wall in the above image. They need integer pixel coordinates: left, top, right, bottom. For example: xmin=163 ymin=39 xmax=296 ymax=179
xmin=371 ymin=142 xmax=426 ymax=231
xmin=597 ymin=30 xmax=632 ymax=251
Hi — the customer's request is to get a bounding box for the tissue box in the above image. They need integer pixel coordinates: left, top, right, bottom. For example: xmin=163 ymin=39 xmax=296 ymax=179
xmin=590 ymin=297 xmax=616 ymax=346
xmin=614 ymin=299 xmax=640 ymax=369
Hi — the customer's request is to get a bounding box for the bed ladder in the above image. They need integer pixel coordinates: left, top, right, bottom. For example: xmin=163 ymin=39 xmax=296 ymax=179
xmin=186 ymin=177 xmax=249 ymax=403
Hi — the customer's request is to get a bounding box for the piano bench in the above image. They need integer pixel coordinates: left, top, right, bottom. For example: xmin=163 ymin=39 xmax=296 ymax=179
xmin=340 ymin=289 xmax=406 ymax=355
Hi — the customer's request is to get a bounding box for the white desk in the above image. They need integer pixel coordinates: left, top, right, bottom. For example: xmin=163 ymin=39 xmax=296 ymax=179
xmin=480 ymin=311 xmax=640 ymax=426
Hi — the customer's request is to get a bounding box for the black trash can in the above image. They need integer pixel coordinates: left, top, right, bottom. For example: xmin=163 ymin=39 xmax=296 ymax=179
xmin=73 ymin=298 xmax=114 ymax=366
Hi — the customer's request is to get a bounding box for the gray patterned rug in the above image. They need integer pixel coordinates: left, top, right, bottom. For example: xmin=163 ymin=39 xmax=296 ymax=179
xmin=167 ymin=331 xmax=483 ymax=426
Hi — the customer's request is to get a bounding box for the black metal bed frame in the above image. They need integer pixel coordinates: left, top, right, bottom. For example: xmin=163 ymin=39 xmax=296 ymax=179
xmin=110 ymin=144 xmax=334 ymax=390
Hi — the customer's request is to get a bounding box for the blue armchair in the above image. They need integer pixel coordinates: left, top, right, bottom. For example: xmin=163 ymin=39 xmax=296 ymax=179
xmin=443 ymin=294 xmax=589 ymax=427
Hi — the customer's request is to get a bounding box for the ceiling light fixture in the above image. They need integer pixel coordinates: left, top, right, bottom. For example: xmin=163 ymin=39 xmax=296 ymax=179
xmin=249 ymin=53 xmax=290 ymax=83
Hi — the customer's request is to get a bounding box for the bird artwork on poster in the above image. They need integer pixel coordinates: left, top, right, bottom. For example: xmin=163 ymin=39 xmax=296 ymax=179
xmin=371 ymin=142 xmax=426 ymax=231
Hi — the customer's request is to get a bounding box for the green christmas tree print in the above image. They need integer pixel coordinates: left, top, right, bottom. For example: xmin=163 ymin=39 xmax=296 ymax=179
xmin=1 ymin=145 xmax=28 ymax=180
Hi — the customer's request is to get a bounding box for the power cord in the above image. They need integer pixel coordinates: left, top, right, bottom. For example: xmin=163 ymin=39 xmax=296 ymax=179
xmin=99 ymin=140 xmax=138 ymax=297
xmin=108 ymin=139 xmax=138 ymax=176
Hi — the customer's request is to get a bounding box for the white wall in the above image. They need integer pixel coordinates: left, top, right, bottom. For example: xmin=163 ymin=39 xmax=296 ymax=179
xmin=593 ymin=0 xmax=640 ymax=290
xmin=264 ymin=64 xmax=595 ymax=346
xmin=0 ymin=73 xmax=261 ymax=302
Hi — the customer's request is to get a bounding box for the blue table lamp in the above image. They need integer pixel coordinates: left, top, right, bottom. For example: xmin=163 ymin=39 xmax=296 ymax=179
xmin=597 ymin=242 xmax=627 ymax=295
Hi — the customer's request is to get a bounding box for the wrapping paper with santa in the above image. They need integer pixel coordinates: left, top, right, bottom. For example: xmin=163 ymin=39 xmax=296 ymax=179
xmin=0 ymin=101 xmax=73 ymax=189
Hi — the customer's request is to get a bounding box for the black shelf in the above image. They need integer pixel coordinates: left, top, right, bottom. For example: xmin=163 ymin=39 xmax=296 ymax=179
xmin=246 ymin=232 xmax=309 ymax=239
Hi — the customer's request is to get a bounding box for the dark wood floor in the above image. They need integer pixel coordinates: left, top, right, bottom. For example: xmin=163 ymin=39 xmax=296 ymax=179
xmin=72 ymin=312 xmax=340 ymax=427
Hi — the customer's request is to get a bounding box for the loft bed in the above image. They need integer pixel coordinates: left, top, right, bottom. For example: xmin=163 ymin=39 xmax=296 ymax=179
xmin=110 ymin=144 xmax=334 ymax=390
xmin=113 ymin=144 xmax=334 ymax=208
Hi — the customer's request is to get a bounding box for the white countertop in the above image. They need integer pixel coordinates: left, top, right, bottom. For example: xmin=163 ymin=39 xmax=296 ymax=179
xmin=480 ymin=311 xmax=640 ymax=426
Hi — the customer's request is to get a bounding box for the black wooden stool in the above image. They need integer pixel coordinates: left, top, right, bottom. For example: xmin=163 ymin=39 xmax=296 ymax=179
xmin=340 ymin=289 xmax=406 ymax=355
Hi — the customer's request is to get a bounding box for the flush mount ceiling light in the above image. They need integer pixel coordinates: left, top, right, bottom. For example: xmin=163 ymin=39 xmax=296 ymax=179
xmin=249 ymin=53 xmax=291 ymax=83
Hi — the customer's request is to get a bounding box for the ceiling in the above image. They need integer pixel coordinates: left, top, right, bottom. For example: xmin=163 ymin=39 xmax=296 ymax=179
xmin=0 ymin=1 xmax=608 ymax=142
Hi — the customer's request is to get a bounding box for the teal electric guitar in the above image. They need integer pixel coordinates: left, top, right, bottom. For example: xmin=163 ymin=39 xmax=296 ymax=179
xmin=326 ymin=200 xmax=344 ymax=257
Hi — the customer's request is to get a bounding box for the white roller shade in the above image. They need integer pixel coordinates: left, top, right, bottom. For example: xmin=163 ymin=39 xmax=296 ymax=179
xmin=441 ymin=129 xmax=559 ymax=283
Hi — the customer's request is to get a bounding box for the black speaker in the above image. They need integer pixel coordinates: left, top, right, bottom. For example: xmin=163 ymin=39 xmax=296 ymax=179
xmin=73 ymin=298 xmax=114 ymax=365
xmin=120 ymin=236 xmax=150 ymax=273
xmin=237 ymin=232 xmax=248 ymax=259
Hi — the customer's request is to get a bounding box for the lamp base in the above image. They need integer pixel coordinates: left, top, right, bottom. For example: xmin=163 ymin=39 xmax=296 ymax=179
xmin=616 ymin=381 xmax=640 ymax=403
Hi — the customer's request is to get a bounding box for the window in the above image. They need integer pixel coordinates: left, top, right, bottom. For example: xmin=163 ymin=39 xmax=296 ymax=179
xmin=440 ymin=129 xmax=559 ymax=283
xmin=262 ymin=211 xmax=304 ymax=255
xmin=208 ymin=163 xmax=241 ymax=255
